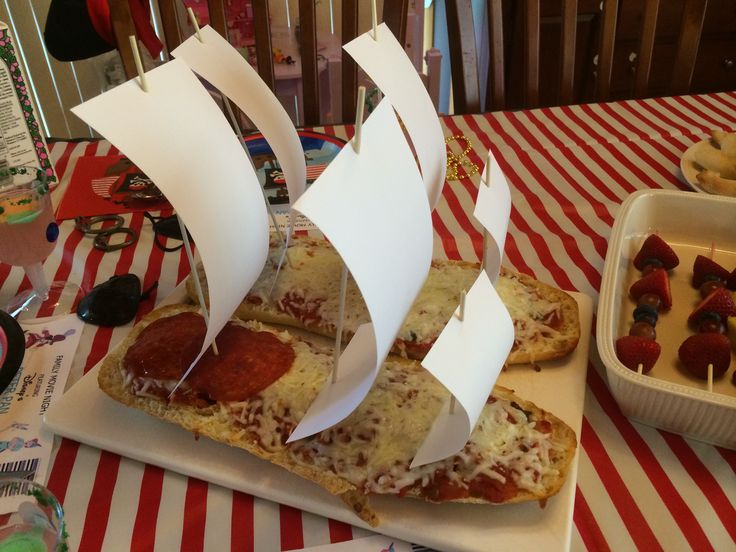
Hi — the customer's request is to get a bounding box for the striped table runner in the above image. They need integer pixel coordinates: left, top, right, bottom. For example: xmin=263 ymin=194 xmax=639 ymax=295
xmin=1 ymin=91 xmax=732 ymax=551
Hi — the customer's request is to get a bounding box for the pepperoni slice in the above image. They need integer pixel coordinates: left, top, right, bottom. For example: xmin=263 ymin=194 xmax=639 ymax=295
xmin=123 ymin=312 xmax=295 ymax=402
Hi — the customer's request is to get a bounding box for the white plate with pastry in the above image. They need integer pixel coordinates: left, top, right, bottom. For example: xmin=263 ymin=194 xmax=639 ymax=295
xmin=680 ymin=130 xmax=736 ymax=197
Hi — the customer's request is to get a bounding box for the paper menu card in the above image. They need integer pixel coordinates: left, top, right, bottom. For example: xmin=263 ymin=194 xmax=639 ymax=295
xmin=0 ymin=23 xmax=56 ymax=183
xmin=287 ymin=99 xmax=433 ymax=441
xmin=343 ymin=23 xmax=446 ymax=210
xmin=172 ymin=26 xmax=306 ymax=209
xmin=72 ymin=59 xmax=269 ymax=373
xmin=474 ymin=150 xmax=511 ymax=283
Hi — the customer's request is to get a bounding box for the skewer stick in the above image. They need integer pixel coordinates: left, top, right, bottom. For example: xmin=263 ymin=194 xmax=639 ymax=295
xmin=221 ymin=93 xmax=291 ymax=268
xmin=128 ymin=36 xmax=148 ymax=92
xmin=186 ymin=7 xmax=203 ymax=42
xmin=455 ymin=290 xmax=467 ymax=321
xmin=332 ymin=264 xmax=349 ymax=383
xmin=177 ymin=214 xmax=219 ymax=356
xmin=707 ymin=363 xmax=713 ymax=392
xmin=352 ymin=86 xmax=367 ymax=153
xmin=637 ymin=363 xmax=643 ymax=375
xmin=332 ymin=88 xmax=367 ymax=382
xmin=481 ymin=156 xmax=491 ymax=272
xmin=450 ymin=290 xmax=468 ymax=414
xmin=709 ymin=241 xmax=715 ymax=260
xmin=371 ymin=0 xmax=378 ymax=40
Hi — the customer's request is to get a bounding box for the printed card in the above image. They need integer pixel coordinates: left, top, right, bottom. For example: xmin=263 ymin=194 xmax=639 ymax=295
xmin=0 ymin=314 xmax=83 ymax=513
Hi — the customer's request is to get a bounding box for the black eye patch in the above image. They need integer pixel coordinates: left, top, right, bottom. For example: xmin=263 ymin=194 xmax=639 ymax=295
xmin=76 ymin=274 xmax=157 ymax=327
xmin=144 ymin=212 xmax=191 ymax=252
xmin=0 ymin=310 xmax=24 ymax=394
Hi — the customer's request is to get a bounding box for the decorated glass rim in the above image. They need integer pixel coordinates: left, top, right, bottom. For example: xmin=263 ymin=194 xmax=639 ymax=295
xmin=0 ymin=477 xmax=66 ymax=551
xmin=0 ymin=165 xmax=50 ymax=225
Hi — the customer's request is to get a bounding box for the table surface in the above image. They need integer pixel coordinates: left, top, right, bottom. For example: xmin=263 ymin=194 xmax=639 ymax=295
xmin=3 ymin=92 xmax=735 ymax=551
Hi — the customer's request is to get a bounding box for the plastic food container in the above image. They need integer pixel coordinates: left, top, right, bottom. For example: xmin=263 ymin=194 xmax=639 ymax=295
xmin=598 ymin=189 xmax=736 ymax=449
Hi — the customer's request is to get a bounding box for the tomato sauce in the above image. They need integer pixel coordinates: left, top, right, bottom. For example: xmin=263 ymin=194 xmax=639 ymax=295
xmin=418 ymin=468 xmax=520 ymax=503
xmin=123 ymin=312 xmax=295 ymax=403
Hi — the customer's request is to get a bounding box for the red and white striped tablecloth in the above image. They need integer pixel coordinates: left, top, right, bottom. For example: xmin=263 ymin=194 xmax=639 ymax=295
xmin=3 ymin=92 xmax=734 ymax=551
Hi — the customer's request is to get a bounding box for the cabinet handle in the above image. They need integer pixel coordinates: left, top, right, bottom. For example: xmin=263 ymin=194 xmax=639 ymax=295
xmin=724 ymin=59 xmax=735 ymax=70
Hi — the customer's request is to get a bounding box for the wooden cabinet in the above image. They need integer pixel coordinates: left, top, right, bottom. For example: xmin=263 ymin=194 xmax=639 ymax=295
xmin=503 ymin=0 xmax=736 ymax=109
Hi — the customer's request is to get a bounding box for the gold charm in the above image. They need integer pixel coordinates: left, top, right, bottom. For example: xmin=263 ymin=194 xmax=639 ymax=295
xmin=445 ymin=135 xmax=479 ymax=180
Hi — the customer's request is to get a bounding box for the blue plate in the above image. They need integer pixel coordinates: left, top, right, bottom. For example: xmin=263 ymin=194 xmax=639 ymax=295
xmin=244 ymin=130 xmax=346 ymax=205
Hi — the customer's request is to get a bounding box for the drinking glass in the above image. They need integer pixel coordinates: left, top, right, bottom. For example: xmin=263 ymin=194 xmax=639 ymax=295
xmin=0 ymin=165 xmax=78 ymax=319
xmin=0 ymin=477 xmax=65 ymax=551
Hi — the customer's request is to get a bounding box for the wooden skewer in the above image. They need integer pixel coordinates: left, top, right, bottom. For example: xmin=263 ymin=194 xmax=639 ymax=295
xmin=332 ymin=264 xmax=349 ymax=383
xmin=707 ymin=363 xmax=713 ymax=392
xmin=371 ymin=0 xmax=378 ymax=40
xmin=455 ymin=289 xmax=467 ymax=321
xmin=187 ymin=7 xmax=203 ymax=42
xmin=128 ymin=36 xmax=148 ymax=92
xmin=709 ymin=241 xmax=716 ymax=260
xmin=352 ymin=86 xmax=366 ymax=153
xmin=450 ymin=395 xmax=457 ymax=415
xmin=637 ymin=363 xmax=643 ymax=375
xmin=332 ymin=86 xmax=368 ymax=382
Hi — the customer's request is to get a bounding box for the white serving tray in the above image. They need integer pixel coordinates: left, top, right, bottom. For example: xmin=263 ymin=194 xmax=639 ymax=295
xmin=45 ymin=287 xmax=592 ymax=552
xmin=598 ymin=189 xmax=736 ymax=449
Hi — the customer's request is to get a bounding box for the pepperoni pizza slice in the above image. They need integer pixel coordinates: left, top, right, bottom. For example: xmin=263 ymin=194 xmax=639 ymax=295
xmin=99 ymin=304 xmax=578 ymax=526
xmin=187 ymin=235 xmax=580 ymax=365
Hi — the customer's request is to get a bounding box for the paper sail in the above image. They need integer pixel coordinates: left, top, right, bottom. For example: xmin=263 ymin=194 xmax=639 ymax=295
xmin=172 ymin=26 xmax=306 ymax=207
xmin=411 ymin=270 xmax=514 ymax=467
xmin=474 ymin=150 xmax=511 ymax=284
xmin=343 ymin=22 xmax=446 ymax=210
xmin=286 ymin=99 xmax=433 ymax=442
xmin=72 ymin=59 xmax=269 ymax=375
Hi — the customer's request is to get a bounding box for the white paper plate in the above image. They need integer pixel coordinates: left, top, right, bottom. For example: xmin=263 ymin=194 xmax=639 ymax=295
xmin=45 ymin=287 xmax=592 ymax=552
xmin=679 ymin=140 xmax=708 ymax=192
xmin=598 ymin=189 xmax=736 ymax=449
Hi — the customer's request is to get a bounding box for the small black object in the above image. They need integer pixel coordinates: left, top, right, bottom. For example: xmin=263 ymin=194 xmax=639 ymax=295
xmin=0 ymin=310 xmax=25 ymax=394
xmin=77 ymin=274 xmax=143 ymax=327
xmin=144 ymin=212 xmax=191 ymax=252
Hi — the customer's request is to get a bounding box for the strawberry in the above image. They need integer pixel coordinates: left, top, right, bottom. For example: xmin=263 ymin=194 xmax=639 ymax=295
xmin=629 ymin=269 xmax=672 ymax=309
xmin=727 ymin=267 xmax=736 ymax=291
xmin=687 ymin=287 xmax=736 ymax=324
xmin=615 ymin=335 xmax=661 ymax=373
xmin=677 ymin=333 xmax=731 ymax=379
xmin=633 ymin=235 xmax=679 ymax=271
xmin=692 ymin=255 xmax=730 ymax=288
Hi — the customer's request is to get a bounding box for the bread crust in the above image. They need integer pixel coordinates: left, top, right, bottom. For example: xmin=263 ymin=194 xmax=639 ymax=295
xmin=99 ymin=304 xmax=577 ymax=526
xmin=186 ymin=236 xmax=580 ymax=365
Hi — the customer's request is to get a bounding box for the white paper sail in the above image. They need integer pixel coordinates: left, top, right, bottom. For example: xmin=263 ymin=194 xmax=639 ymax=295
xmin=412 ymin=270 xmax=514 ymax=467
xmin=412 ymin=150 xmax=515 ymax=467
xmin=172 ymin=26 xmax=306 ymax=207
xmin=72 ymin=59 xmax=269 ymax=376
xmin=474 ymin=150 xmax=511 ymax=284
xmin=286 ymin=99 xmax=433 ymax=442
xmin=343 ymin=23 xmax=446 ymax=210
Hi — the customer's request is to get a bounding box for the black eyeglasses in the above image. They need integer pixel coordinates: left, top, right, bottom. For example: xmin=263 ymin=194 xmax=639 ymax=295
xmin=144 ymin=212 xmax=191 ymax=252
xmin=77 ymin=274 xmax=158 ymax=327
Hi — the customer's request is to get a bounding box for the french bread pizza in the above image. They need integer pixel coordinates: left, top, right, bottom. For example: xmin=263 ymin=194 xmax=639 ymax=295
xmin=98 ymin=304 xmax=578 ymax=526
xmin=186 ymin=235 xmax=580 ymax=364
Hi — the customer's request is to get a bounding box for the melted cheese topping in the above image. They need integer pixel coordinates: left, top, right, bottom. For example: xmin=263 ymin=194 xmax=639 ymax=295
xmin=495 ymin=272 xmax=563 ymax=357
xmin=242 ymin=238 xmax=561 ymax=354
xmin=227 ymin=348 xmax=560 ymax=499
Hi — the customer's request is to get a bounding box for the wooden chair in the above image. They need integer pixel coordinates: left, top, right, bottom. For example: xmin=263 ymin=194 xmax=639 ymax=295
xmin=251 ymin=0 xmax=410 ymax=126
xmin=445 ymin=0 xmax=709 ymax=113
